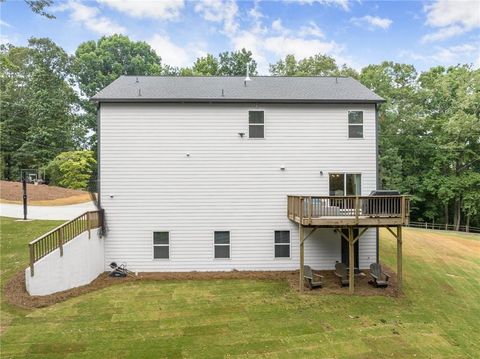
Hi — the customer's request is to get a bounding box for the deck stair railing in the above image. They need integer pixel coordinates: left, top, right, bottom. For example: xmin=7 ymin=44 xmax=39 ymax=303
xmin=287 ymin=195 xmax=410 ymax=224
xmin=28 ymin=210 xmax=103 ymax=276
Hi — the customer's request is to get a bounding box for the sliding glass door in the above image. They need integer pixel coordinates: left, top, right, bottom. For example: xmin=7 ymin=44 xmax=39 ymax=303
xmin=329 ymin=173 xmax=361 ymax=196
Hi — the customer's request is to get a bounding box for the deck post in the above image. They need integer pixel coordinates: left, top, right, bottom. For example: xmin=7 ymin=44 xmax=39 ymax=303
xmin=397 ymin=225 xmax=403 ymax=292
xmin=299 ymin=224 xmax=305 ymax=293
xmin=348 ymin=226 xmax=355 ymax=294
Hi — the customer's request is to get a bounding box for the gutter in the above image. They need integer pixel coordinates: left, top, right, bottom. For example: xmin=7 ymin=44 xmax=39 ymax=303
xmin=90 ymin=98 xmax=386 ymax=105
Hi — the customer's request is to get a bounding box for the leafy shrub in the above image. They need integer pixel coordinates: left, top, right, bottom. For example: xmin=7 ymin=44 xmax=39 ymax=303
xmin=45 ymin=151 xmax=96 ymax=190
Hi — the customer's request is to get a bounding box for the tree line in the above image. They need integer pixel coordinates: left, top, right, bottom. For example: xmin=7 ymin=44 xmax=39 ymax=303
xmin=0 ymin=34 xmax=479 ymax=229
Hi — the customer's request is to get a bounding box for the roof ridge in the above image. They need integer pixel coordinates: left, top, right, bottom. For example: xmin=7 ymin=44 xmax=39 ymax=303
xmin=119 ymin=75 xmax=352 ymax=79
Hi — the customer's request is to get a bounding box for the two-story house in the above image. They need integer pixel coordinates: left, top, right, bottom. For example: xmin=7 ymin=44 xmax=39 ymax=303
xmin=93 ymin=76 xmax=383 ymax=272
xmin=26 ymin=76 xmax=409 ymax=296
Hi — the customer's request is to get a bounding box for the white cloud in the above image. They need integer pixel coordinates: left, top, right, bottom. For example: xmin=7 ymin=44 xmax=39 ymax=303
xmin=299 ymin=21 xmax=325 ymax=38
xmin=425 ymin=0 xmax=479 ymax=29
xmin=0 ymin=34 xmax=11 ymax=45
xmin=271 ymin=19 xmax=324 ymax=38
xmin=351 ymin=15 xmax=393 ymax=30
xmin=248 ymin=0 xmax=267 ymax=34
xmin=149 ymin=34 xmax=205 ymax=68
xmin=400 ymin=43 xmax=478 ymax=65
xmin=248 ymin=1 xmax=263 ymax=22
xmin=271 ymin=19 xmax=288 ymax=33
xmin=54 ymin=1 xmax=125 ymax=35
xmin=421 ymin=25 xmax=466 ymax=43
xmin=292 ymin=0 xmax=350 ymax=11
xmin=422 ymin=0 xmax=480 ymax=42
xmin=0 ymin=20 xmax=12 ymax=28
xmin=264 ymin=36 xmax=339 ymax=59
xmin=98 ymin=0 xmax=184 ymax=20
xmin=231 ymin=19 xmax=345 ymax=74
xmin=194 ymin=0 xmax=239 ymax=35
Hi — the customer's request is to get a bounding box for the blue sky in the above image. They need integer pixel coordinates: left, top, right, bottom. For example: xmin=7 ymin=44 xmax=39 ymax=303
xmin=1 ymin=0 xmax=479 ymax=74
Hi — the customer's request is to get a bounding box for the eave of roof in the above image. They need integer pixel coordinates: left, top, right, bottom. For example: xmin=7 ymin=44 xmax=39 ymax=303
xmin=92 ymin=98 xmax=385 ymax=104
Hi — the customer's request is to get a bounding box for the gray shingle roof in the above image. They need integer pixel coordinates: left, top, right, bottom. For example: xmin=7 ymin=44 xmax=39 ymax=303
xmin=91 ymin=76 xmax=384 ymax=103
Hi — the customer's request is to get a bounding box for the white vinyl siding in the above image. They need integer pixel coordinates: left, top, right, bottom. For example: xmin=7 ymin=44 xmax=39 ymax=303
xmin=100 ymin=103 xmax=377 ymax=271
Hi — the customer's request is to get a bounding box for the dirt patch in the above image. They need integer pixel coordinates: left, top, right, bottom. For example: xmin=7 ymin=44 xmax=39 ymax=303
xmin=0 ymin=180 xmax=91 ymax=205
xmin=4 ymin=265 xmax=399 ymax=309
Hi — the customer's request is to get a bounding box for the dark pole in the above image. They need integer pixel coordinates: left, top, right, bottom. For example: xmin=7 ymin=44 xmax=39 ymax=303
xmin=22 ymin=176 xmax=27 ymax=220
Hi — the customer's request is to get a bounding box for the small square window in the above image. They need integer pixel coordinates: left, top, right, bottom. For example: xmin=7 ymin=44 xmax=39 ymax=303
xmin=274 ymin=231 xmax=290 ymax=258
xmin=214 ymin=231 xmax=230 ymax=259
xmin=249 ymin=111 xmax=264 ymax=138
xmin=153 ymin=232 xmax=169 ymax=259
xmin=348 ymin=111 xmax=363 ymax=138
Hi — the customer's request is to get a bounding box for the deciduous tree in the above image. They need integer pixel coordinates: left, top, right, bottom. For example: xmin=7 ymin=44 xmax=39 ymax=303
xmin=0 ymin=38 xmax=79 ymax=180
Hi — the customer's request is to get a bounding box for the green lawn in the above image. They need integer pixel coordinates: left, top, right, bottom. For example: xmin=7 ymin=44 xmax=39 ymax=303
xmin=1 ymin=217 xmax=479 ymax=358
xmin=0 ymin=217 xmax=64 ymax=326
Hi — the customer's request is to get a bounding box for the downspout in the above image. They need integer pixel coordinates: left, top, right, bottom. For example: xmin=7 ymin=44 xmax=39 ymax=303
xmin=375 ymin=103 xmax=380 ymax=264
xmin=96 ymin=102 xmax=101 ymax=210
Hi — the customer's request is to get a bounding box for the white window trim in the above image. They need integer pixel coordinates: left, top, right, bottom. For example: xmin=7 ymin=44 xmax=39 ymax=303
xmin=347 ymin=110 xmax=364 ymax=139
xmin=213 ymin=230 xmax=231 ymax=260
xmin=273 ymin=230 xmax=291 ymax=259
xmin=152 ymin=231 xmax=170 ymax=261
xmin=328 ymin=172 xmax=363 ymax=196
xmin=248 ymin=109 xmax=266 ymax=140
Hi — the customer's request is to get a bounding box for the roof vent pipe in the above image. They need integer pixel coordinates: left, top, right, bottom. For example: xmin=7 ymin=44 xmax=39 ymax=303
xmin=221 ymin=89 xmax=225 ymax=97
xmin=138 ymin=88 xmax=142 ymax=97
xmin=244 ymin=63 xmax=251 ymax=87
xmin=136 ymin=77 xmax=139 ymax=83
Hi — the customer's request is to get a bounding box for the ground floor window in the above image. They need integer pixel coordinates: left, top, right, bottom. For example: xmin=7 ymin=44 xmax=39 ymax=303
xmin=274 ymin=231 xmax=290 ymax=258
xmin=153 ymin=232 xmax=169 ymax=259
xmin=214 ymin=231 xmax=230 ymax=258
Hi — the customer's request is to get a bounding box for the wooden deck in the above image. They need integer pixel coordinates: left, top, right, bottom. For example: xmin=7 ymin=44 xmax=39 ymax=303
xmin=288 ymin=195 xmax=409 ymax=295
xmin=287 ymin=195 xmax=410 ymax=227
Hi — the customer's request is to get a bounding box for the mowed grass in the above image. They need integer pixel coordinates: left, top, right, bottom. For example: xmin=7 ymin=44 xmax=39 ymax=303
xmin=0 ymin=217 xmax=64 ymax=330
xmin=1 ymin=217 xmax=479 ymax=358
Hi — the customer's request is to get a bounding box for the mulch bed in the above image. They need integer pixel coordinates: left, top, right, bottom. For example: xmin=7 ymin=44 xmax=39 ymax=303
xmin=0 ymin=180 xmax=87 ymax=202
xmin=4 ymin=264 xmax=399 ymax=310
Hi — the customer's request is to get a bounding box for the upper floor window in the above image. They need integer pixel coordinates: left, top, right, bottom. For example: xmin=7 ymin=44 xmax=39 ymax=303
xmin=348 ymin=111 xmax=363 ymax=138
xmin=249 ymin=111 xmax=264 ymax=138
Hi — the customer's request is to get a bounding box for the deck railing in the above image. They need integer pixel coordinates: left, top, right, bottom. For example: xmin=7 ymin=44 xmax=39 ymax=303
xmin=28 ymin=210 xmax=103 ymax=276
xmin=287 ymin=195 xmax=410 ymax=225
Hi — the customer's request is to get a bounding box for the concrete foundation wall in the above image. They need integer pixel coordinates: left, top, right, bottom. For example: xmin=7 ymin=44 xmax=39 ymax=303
xmin=25 ymin=229 xmax=104 ymax=296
